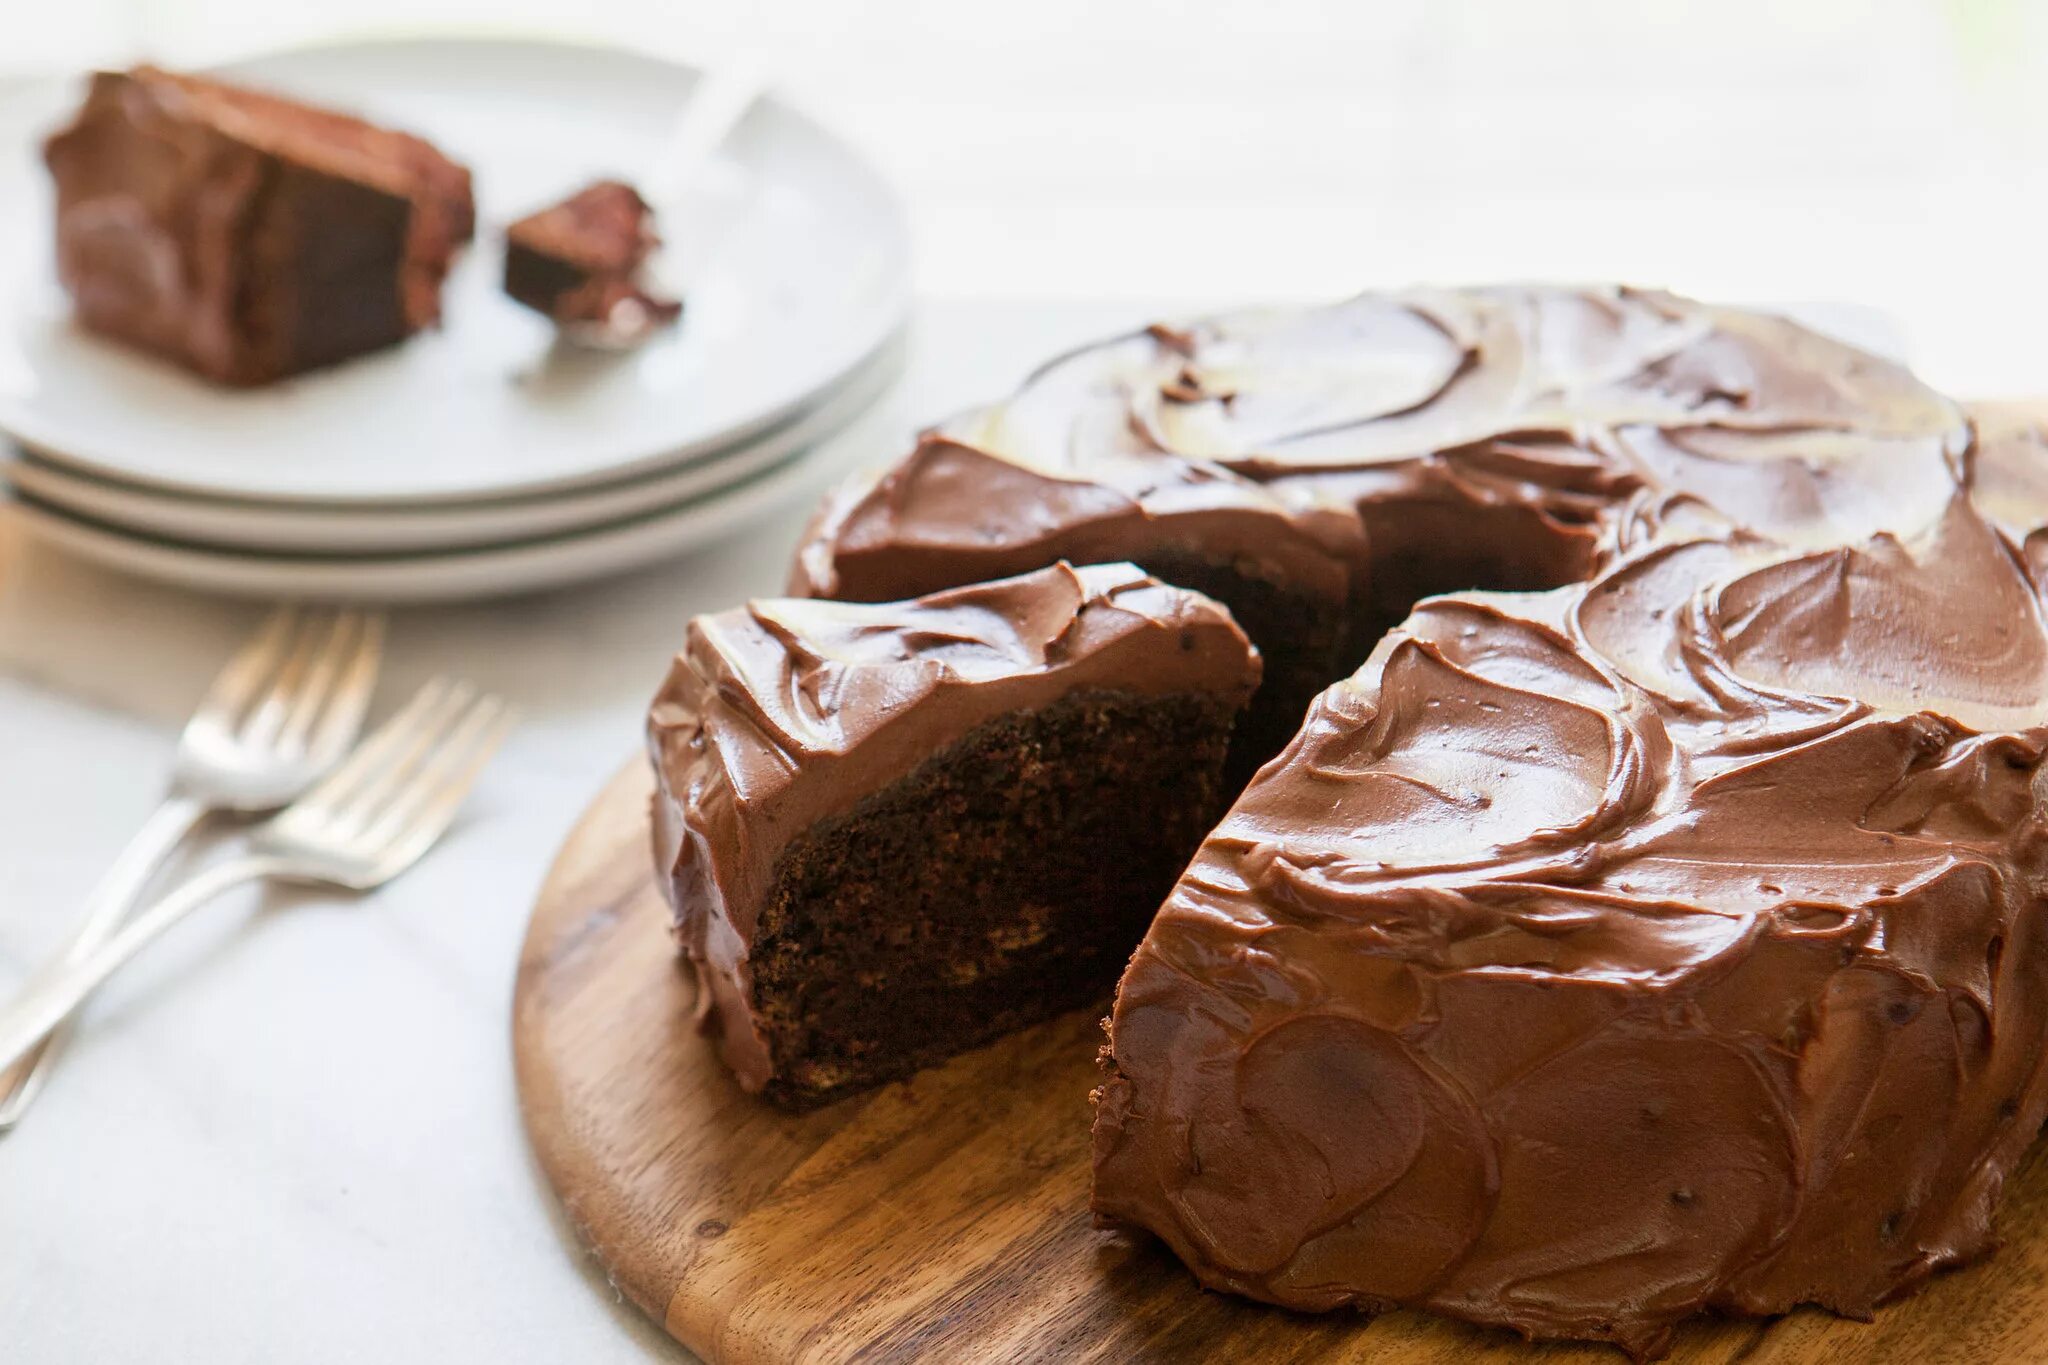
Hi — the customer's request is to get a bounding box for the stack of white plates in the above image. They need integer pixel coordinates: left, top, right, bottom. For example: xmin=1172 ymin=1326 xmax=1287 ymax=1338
xmin=0 ymin=38 xmax=912 ymax=602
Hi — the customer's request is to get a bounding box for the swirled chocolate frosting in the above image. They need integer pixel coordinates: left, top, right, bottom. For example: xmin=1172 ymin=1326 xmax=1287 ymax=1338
xmin=648 ymin=561 xmax=1261 ymax=1093
xmin=1073 ymin=291 xmax=2048 ymax=1356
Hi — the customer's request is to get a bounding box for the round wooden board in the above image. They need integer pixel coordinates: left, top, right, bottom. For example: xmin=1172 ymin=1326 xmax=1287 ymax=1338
xmin=514 ymin=761 xmax=2048 ymax=1364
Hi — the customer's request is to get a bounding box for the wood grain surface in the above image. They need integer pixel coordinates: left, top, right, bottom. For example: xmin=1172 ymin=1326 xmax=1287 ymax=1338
xmin=513 ymin=761 xmax=2048 ymax=1364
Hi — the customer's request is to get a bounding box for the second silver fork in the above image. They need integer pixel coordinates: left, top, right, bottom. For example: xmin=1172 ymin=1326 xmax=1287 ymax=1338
xmin=0 ymin=677 xmax=512 ymax=1077
xmin=0 ymin=607 xmax=385 ymax=1132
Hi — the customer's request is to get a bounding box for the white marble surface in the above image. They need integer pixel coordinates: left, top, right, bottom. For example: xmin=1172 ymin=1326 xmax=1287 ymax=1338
xmin=0 ymin=299 xmax=1184 ymax=1365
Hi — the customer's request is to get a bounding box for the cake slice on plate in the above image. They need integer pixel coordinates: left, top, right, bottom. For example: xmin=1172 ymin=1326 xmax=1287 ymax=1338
xmin=647 ymin=561 xmax=1261 ymax=1110
xmin=43 ymin=65 xmax=475 ymax=386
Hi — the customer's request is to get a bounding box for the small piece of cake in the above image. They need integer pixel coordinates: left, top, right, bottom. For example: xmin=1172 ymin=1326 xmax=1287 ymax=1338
xmin=502 ymin=180 xmax=681 ymax=339
xmin=43 ymin=65 xmax=475 ymax=386
xmin=647 ymin=562 xmax=1262 ymax=1110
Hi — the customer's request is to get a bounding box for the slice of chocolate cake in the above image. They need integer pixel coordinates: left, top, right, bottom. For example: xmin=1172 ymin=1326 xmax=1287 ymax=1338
xmin=502 ymin=180 xmax=681 ymax=340
xmin=647 ymin=562 xmax=1262 ymax=1110
xmin=43 ymin=65 xmax=475 ymax=386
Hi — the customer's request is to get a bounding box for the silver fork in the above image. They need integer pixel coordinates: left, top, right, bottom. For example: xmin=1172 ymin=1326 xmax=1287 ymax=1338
xmin=0 ymin=678 xmax=513 ymax=1077
xmin=0 ymin=607 xmax=385 ymax=1131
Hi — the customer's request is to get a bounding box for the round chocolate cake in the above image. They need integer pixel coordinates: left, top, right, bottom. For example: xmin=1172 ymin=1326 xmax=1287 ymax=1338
xmin=656 ymin=285 xmax=2048 ymax=1357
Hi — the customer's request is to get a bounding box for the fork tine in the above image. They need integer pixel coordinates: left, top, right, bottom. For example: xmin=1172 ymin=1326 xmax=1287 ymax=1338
xmin=236 ymin=610 xmax=340 ymax=752
xmin=278 ymin=611 xmax=386 ymax=759
xmin=356 ymin=699 xmax=512 ymax=859
xmin=323 ymin=680 xmax=484 ymax=836
xmin=189 ymin=607 xmax=298 ymax=730
xmin=307 ymin=613 xmax=386 ymax=763
xmin=270 ymin=609 xmax=354 ymax=751
xmin=370 ymin=699 xmax=515 ymax=871
xmin=291 ymin=678 xmax=469 ymax=828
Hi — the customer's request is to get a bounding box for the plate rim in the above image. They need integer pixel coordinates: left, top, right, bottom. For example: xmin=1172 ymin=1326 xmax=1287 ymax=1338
xmin=2 ymin=329 xmax=906 ymax=552
xmin=5 ymin=405 xmax=884 ymax=602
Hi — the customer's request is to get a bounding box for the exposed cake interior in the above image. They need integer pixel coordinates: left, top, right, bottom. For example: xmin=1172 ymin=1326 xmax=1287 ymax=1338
xmin=748 ymin=689 xmax=1239 ymax=1110
xmin=1118 ymin=549 xmax=1348 ymax=784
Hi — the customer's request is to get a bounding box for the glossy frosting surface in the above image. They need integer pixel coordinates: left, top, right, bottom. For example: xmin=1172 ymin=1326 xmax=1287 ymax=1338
xmin=648 ymin=561 xmax=1261 ymax=1092
xmin=1081 ymin=290 xmax=2048 ymax=1355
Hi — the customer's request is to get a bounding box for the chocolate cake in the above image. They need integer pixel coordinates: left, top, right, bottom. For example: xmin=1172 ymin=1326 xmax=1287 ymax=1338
xmin=502 ymin=180 xmax=681 ymax=339
xmin=43 ymin=66 xmax=475 ymax=386
xmin=647 ymin=562 xmax=1261 ymax=1110
xmin=761 ymin=285 xmax=2048 ymax=1356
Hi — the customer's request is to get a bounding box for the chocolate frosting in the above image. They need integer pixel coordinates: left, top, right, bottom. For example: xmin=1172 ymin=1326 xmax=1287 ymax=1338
xmin=648 ymin=562 xmax=1261 ymax=1093
xmin=1080 ymin=293 xmax=2048 ymax=1355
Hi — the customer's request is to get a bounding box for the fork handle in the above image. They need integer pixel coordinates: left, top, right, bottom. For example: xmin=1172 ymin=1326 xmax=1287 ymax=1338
xmin=0 ymin=852 xmax=290 ymax=1079
xmin=0 ymin=793 xmax=210 ymax=1130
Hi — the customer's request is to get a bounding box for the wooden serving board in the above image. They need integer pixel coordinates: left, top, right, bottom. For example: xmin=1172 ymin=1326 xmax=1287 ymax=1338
xmin=513 ymin=762 xmax=2048 ymax=1364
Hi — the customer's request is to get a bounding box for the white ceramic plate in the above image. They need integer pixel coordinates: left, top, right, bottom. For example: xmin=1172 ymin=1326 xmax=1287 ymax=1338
xmin=4 ymin=387 xmax=896 ymax=603
xmin=2 ymin=331 xmax=904 ymax=552
xmin=0 ymin=37 xmax=911 ymax=505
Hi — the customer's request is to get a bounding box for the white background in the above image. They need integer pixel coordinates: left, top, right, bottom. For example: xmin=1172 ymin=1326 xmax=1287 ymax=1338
xmin=2 ymin=3 xmax=2046 ymax=1363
